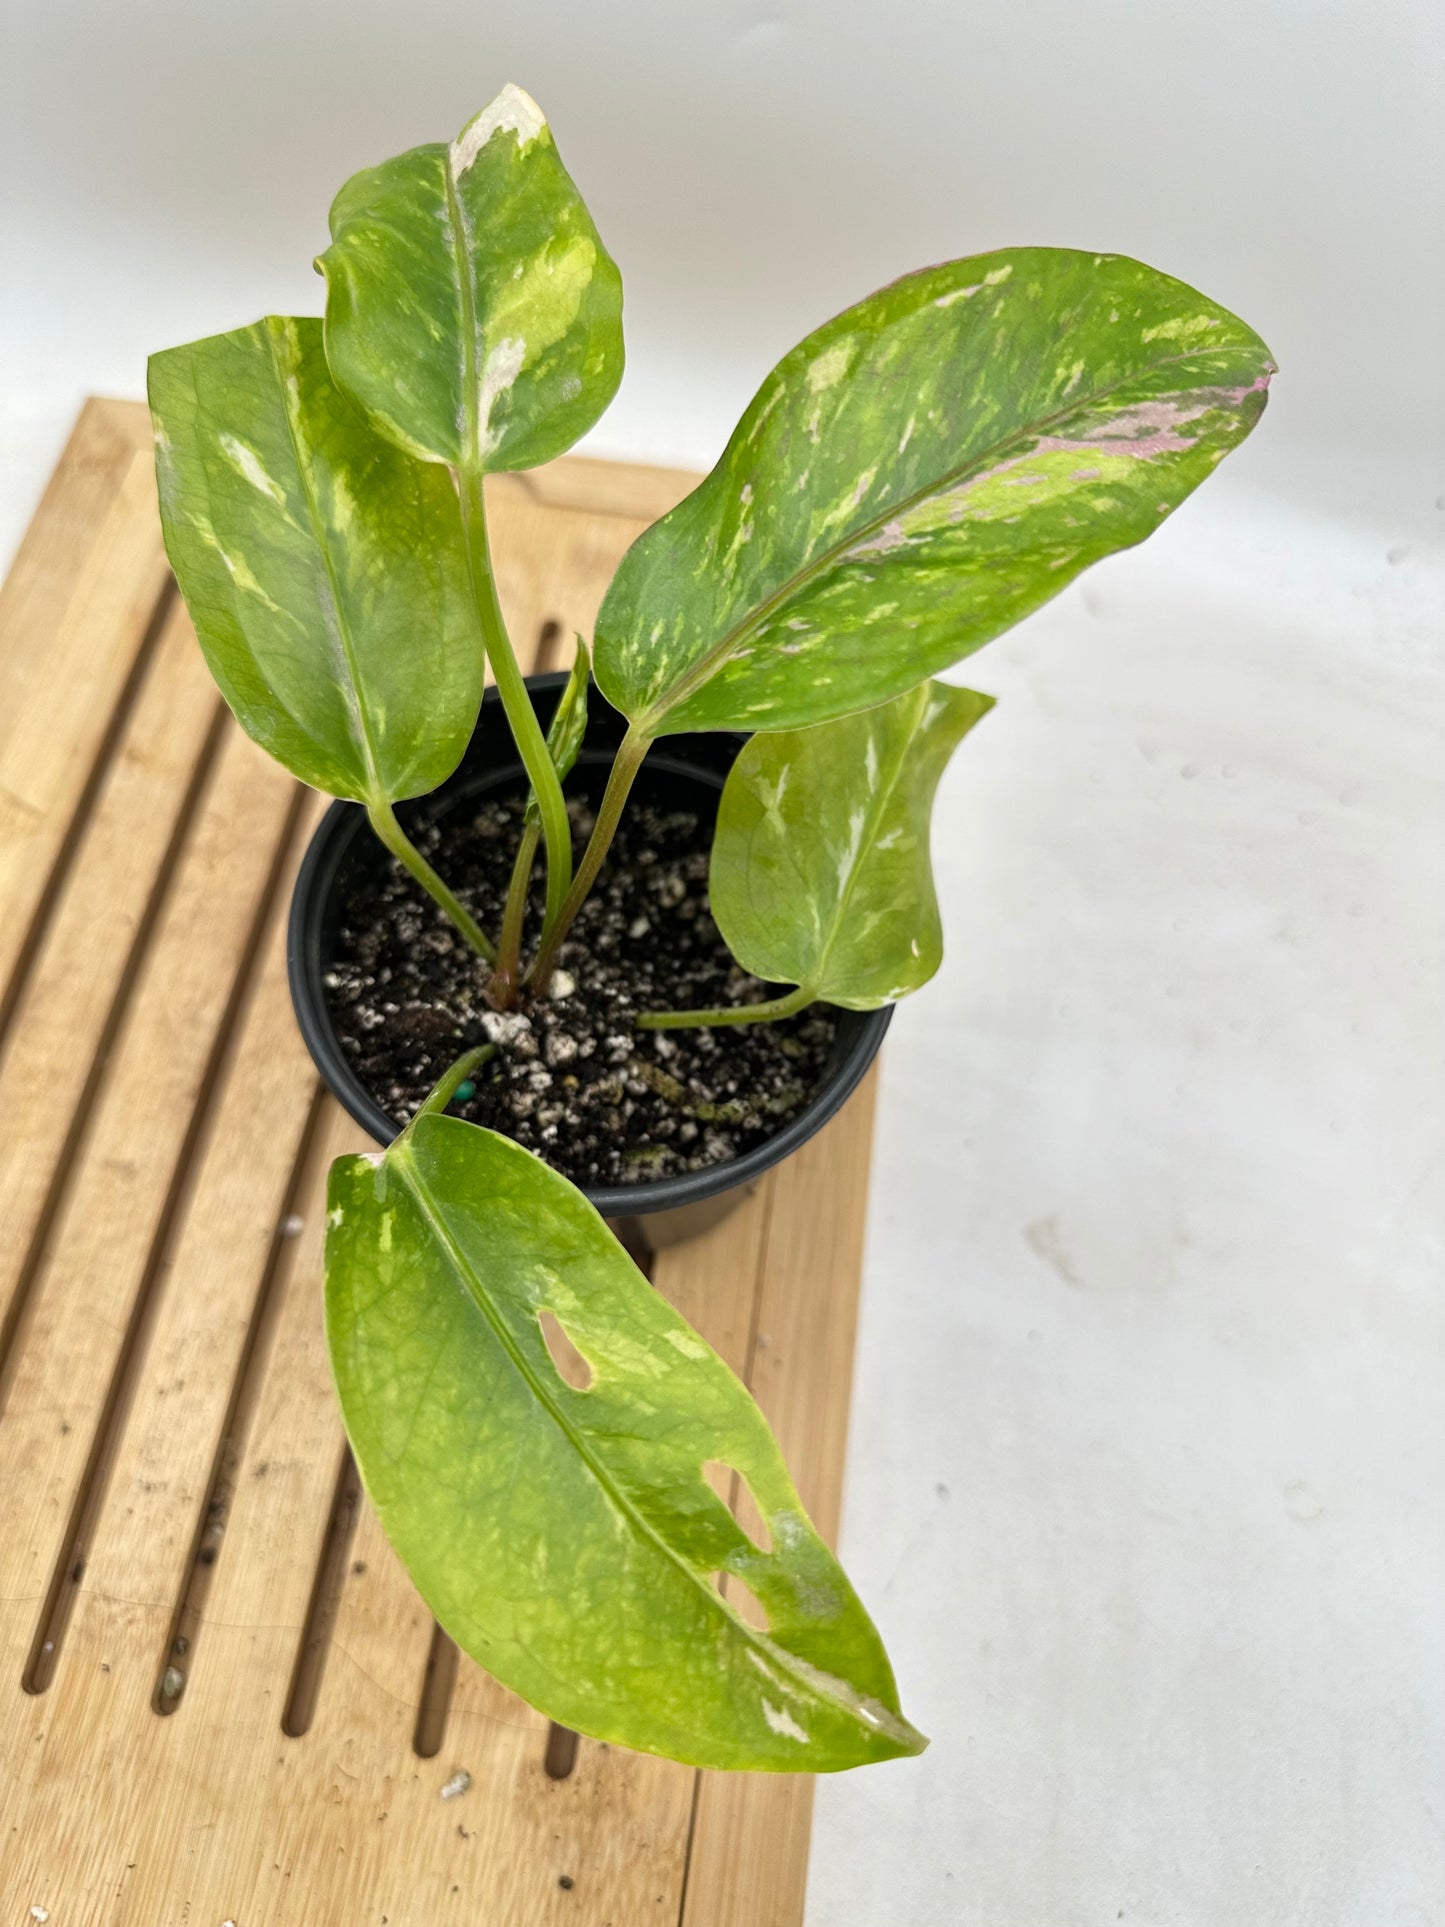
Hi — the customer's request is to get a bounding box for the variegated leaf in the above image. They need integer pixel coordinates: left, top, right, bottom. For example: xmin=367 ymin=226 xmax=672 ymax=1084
xmin=148 ymin=316 xmax=484 ymax=803
xmin=710 ymin=680 xmax=993 ymax=1007
xmin=326 ymin=1115 xmax=926 ymax=1770
xmin=317 ymin=85 xmax=624 ymax=474
xmin=593 ymin=248 xmax=1274 ymax=736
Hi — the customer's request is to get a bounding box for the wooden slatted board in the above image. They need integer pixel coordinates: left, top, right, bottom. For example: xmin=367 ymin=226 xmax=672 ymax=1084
xmin=0 ymin=400 xmax=881 ymax=1926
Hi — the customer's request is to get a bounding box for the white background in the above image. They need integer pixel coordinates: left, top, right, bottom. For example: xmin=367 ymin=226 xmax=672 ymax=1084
xmin=5 ymin=3 xmax=1443 ymax=1920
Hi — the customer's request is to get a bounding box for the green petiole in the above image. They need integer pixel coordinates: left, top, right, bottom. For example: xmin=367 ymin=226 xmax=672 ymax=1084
xmin=366 ymin=801 xmax=496 ymax=964
xmin=634 ymin=984 xmax=816 ymax=1031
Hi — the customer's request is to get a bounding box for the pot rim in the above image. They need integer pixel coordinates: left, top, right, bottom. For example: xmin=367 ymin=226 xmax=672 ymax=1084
xmin=286 ymin=673 xmax=891 ymax=1219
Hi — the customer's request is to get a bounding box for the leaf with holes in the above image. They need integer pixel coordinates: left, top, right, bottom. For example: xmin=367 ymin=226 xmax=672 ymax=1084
xmin=325 ymin=1116 xmax=926 ymax=1771
xmin=317 ymin=84 xmax=624 ymax=475
xmin=148 ymin=316 xmax=484 ymax=803
xmin=593 ymin=247 xmax=1274 ymax=736
xmin=525 ymin=641 xmax=590 ymax=829
xmin=710 ymin=679 xmax=993 ymax=1008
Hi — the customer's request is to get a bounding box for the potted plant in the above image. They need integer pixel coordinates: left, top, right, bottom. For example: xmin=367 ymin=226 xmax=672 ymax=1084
xmin=147 ymin=83 xmax=1273 ymax=1774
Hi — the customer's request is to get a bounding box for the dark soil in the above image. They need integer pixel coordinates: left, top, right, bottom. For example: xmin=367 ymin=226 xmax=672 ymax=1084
xmin=323 ymin=788 xmax=840 ymax=1190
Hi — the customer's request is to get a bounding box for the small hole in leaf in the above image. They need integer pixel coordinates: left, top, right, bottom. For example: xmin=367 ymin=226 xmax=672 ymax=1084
xmin=701 ymin=1461 xmax=774 ymax=1555
xmin=711 ymin=1569 xmax=769 ymax=1633
xmin=539 ymin=1311 xmax=592 ymax=1391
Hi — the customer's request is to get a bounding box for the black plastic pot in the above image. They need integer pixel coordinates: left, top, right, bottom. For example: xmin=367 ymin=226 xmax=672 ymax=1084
xmin=287 ymin=673 xmax=890 ymax=1244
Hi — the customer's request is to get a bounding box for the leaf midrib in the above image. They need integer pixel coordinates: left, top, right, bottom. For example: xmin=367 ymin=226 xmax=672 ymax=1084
xmin=442 ymin=149 xmax=482 ymax=473
xmin=643 ymin=339 xmax=1265 ymax=729
xmin=390 ymin=1136 xmax=879 ymax=1741
xmin=805 ymin=694 xmax=925 ymax=998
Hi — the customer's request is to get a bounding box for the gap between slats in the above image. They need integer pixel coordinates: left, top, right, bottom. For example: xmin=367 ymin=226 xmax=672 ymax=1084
xmin=280 ymin=1445 xmax=364 ymax=1737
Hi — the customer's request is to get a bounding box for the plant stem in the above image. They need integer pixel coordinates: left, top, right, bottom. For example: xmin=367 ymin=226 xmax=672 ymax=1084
xmin=490 ymin=820 xmax=541 ymax=1005
xmin=635 ymin=984 xmax=817 ymax=1031
xmin=527 ymin=727 xmax=651 ymax=995
xmin=412 ymin=1043 xmax=498 ymax=1121
xmin=456 ymin=460 xmax=573 ymax=930
xmin=367 ymin=801 xmax=497 ymax=964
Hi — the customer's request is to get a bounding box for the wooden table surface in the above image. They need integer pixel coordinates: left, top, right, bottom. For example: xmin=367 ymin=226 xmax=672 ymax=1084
xmin=0 ymin=399 xmax=880 ymax=1926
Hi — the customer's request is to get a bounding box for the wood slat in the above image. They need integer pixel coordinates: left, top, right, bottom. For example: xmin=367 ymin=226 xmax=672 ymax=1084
xmin=0 ymin=407 xmax=884 ymax=1927
xmin=0 ymin=400 xmax=170 ymax=1009
xmin=490 ymin=452 xmax=696 ymax=524
xmin=0 ymin=400 xmax=150 ymax=653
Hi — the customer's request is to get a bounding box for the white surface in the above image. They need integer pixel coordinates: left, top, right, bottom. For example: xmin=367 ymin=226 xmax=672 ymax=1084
xmin=826 ymin=454 xmax=1445 ymax=1925
xmin=5 ymin=2 xmax=1443 ymax=1920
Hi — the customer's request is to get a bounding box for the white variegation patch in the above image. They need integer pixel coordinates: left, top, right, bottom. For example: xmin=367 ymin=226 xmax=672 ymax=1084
xmin=220 ymin=433 xmax=286 ymax=505
xmin=837 ymin=804 xmax=868 ymax=892
xmin=1141 ymin=312 xmax=1220 ymax=343
xmin=451 ymin=83 xmax=546 ymax=176
xmin=477 ymin=337 xmax=527 ymax=455
xmin=807 ymin=341 xmax=853 ymax=394
xmin=761 ymin=1699 xmax=810 ymax=1743
xmin=848 ymin=517 xmax=908 ymax=558
xmin=756 ymin=768 xmax=789 ymax=822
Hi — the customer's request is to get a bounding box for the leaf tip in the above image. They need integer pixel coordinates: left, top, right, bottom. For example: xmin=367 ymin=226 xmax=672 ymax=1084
xmin=848 ymin=1692 xmax=930 ymax=1765
xmin=451 ymin=83 xmax=548 ymax=178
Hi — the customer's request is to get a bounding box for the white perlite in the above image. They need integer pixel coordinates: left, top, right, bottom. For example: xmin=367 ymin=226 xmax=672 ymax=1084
xmin=481 ymin=1009 xmax=533 ymax=1047
xmin=440 ymin=1767 xmax=472 ymax=1800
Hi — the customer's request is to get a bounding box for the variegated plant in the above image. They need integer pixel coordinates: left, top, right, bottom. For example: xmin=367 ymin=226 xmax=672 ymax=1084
xmin=148 ymin=83 xmax=1274 ymax=1773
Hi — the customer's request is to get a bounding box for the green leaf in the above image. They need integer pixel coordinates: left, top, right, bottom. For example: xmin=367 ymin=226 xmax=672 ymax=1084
xmin=325 ymin=1116 xmax=926 ymax=1771
xmin=593 ymin=248 xmax=1274 ymax=736
xmin=317 ymin=84 xmax=624 ymax=475
xmin=524 ymin=640 xmax=590 ymax=828
xmin=149 ymin=316 xmax=484 ymax=803
xmin=710 ymin=680 xmax=992 ymax=1008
